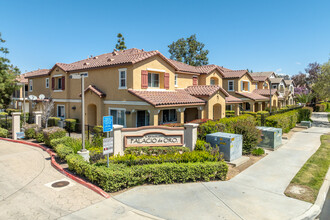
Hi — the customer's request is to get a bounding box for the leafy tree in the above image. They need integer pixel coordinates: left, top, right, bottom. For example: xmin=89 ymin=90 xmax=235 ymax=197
xmin=168 ymin=34 xmax=209 ymax=66
xmin=305 ymin=62 xmax=321 ymax=85
xmin=115 ymin=33 xmax=127 ymax=51
xmin=41 ymin=97 xmax=54 ymax=128
xmin=312 ymin=59 xmax=330 ymax=100
xmin=0 ymin=33 xmax=20 ymax=109
xmin=292 ymin=73 xmax=307 ymax=87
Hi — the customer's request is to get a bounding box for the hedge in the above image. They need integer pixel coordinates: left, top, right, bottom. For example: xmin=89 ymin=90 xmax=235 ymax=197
xmin=48 ymin=117 xmax=61 ymax=127
xmin=105 ymin=150 xmax=219 ymax=166
xmin=43 ymin=127 xmax=66 ymax=146
xmin=298 ymin=108 xmax=312 ymax=122
xmin=124 ymin=146 xmax=190 ymax=156
xmin=5 ymin=109 xmax=19 ymax=115
xmin=64 ymin=119 xmax=77 ymax=132
xmin=265 ymin=110 xmax=299 ymax=133
xmin=35 ymin=132 xmax=44 ymax=143
xmin=0 ymin=127 xmax=8 ymax=138
xmin=23 ymin=124 xmax=38 ymax=139
xmin=66 ymin=154 xmax=228 ymax=192
xmin=50 ymin=136 xmax=82 ymax=153
xmin=316 ymin=104 xmax=326 ymax=112
xmin=55 ymin=144 xmax=74 ymax=160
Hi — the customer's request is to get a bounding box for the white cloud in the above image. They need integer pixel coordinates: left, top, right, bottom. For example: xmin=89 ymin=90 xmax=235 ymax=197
xmin=296 ymin=62 xmax=301 ymax=65
xmin=275 ymin=68 xmax=282 ymax=73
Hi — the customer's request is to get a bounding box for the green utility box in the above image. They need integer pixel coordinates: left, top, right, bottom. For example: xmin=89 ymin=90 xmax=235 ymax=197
xmin=206 ymin=132 xmax=243 ymax=162
xmin=256 ymin=126 xmax=282 ymax=150
xmin=300 ymin=121 xmax=312 ymax=128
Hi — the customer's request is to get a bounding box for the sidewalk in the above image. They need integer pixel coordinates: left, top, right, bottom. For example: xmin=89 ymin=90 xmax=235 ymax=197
xmin=110 ymin=113 xmax=329 ymax=220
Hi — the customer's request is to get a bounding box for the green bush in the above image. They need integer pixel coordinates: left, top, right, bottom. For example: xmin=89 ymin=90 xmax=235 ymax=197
xmin=298 ymin=108 xmax=312 ymax=122
xmin=195 ymin=139 xmax=211 ymax=151
xmin=48 ymin=117 xmax=61 ymax=127
xmin=64 ymin=119 xmax=77 ymax=132
xmin=225 ymin=110 xmax=235 ymax=118
xmin=55 ymin=144 xmax=74 ymax=160
xmin=265 ymin=110 xmax=299 ymax=133
xmin=23 ymin=124 xmax=38 ymax=139
xmin=67 ymin=154 xmax=228 ymax=192
xmin=252 ymin=148 xmax=265 ymax=156
xmin=0 ymin=112 xmax=8 ymax=116
xmin=92 ymin=125 xmax=105 ymax=137
xmin=50 ymin=136 xmax=82 ymax=153
xmin=5 ymin=108 xmax=19 ymax=115
xmin=89 ymin=146 xmax=104 ymax=163
xmin=104 ymin=151 xmax=219 ymax=166
xmin=124 ymin=146 xmax=190 ymax=156
xmin=35 ymin=132 xmax=44 ymax=143
xmin=43 ymin=127 xmax=66 ymax=146
xmin=316 ymin=104 xmax=326 ymax=112
xmin=0 ymin=117 xmax=11 ymax=129
xmin=232 ymin=119 xmax=261 ymax=154
xmin=0 ymin=127 xmax=8 ymax=138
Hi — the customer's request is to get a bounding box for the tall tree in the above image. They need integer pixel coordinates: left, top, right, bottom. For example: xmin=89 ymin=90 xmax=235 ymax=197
xmin=168 ymin=34 xmax=209 ymax=66
xmin=312 ymin=59 xmax=330 ymax=100
xmin=0 ymin=33 xmax=20 ymax=109
xmin=115 ymin=33 xmax=127 ymax=51
xmin=305 ymin=62 xmax=321 ymax=85
xmin=291 ymin=73 xmax=307 ymax=87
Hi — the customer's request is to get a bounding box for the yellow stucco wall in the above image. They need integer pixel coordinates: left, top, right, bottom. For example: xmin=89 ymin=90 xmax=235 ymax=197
xmin=198 ymin=70 xmax=223 ymax=86
xmin=202 ymin=91 xmax=226 ymax=119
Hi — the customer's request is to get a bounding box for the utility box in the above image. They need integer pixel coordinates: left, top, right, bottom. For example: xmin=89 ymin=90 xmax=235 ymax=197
xmin=206 ymin=132 xmax=243 ymax=162
xmin=257 ymin=126 xmax=282 ymax=150
xmin=300 ymin=121 xmax=312 ymax=128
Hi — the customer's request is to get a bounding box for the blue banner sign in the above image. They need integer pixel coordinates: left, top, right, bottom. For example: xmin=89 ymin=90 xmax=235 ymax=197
xmin=103 ymin=116 xmax=113 ymax=132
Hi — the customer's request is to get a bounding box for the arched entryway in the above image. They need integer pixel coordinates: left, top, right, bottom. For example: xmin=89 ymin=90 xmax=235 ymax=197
xmin=87 ymin=104 xmax=97 ymax=126
xmin=213 ymin=104 xmax=222 ymax=120
xmin=273 ymin=100 xmax=277 ymax=108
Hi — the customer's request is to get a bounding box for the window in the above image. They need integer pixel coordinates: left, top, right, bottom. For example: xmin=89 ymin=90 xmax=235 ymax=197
xmin=57 ymin=78 xmax=62 ymax=90
xmin=228 ymin=80 xmax=234 ymax=91
xmin=45 ymin=78 xmax=49 ymax=88
xmin=272 ymin=85 xmax=277 ymax=89
xmin=279 ymin=85 xmax=284 ymax=93
xmin=245 ymin=102 xmax=251 ymax=111
xmin=162 ymin=109 xmax=177 ymax=123
xmin=210 ymin=78 xmax=215 ymax=85
xmin=255 ymin=83 xmax=258 ymax=89
xmin=226 ymin=105 xmax=232 ymax=111
xmin=57 ymin=105 xmax=65 ymax=118
xmin=174 ymin=74 xmax=178 ymax=87
xmin=118 ymin=68 xmax=127 ymax=89
xmin=242 ymin=81 xmax=249 ymax=91
xmin=109 ymin=108 xmax=125 ymax=126
xmin=29 ymin=80 xmax=33 ymax=91
xmin=148 ymin=73 xmax=159 ymax=88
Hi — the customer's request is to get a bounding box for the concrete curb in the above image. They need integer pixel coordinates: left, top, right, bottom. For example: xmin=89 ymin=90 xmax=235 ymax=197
xmin=292 ymin=167 xmax=330 ymax=220
xmin=0 ymin=138 xmax=110 ymax=199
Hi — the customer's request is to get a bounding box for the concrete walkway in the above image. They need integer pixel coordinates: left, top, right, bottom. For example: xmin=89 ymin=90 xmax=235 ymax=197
xmin=111 ymin=112 xmax=330 ymax=220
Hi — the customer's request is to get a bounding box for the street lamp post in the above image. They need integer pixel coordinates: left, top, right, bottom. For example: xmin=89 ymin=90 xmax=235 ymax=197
xmin=264 ymin=81 xmax=272 ymax=114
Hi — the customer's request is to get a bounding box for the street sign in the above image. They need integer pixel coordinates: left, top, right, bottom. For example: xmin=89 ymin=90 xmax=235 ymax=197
xmin=103 ymin=137 xmax=114 ymax=155
xmin=103 ymin=116 xmax=113 ymax=132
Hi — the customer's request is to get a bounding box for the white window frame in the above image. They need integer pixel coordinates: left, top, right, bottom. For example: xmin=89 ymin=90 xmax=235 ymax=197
xmin=174 ymin=74 xmax=178 ymax=87
xmin=255 ymin=82 xmax=258 ymax=89
xmin=242 ymin=80 xmax=250 ymax=92
xmin=272 ymin=85 xmax=277 ymax=89
xmin=228 ymin=80 xmax=234 ymax=91
xmin=108 ymin=107 xmax=126 ymax=127
xmin=118 ymin=68 xmax=127 ymax=89
xmin=45 ymin=78 xmax=49 ymax=88
xmin=57 ymin=105 xmax=65 ymax=119
xmin=29 ymin=79 xmax=33 ymax=92
xmin=148 ymin=73 xmax=160 ymax=88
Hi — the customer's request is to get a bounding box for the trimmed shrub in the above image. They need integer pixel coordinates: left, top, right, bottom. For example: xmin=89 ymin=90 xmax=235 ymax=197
xmin=0 ymin=112 xmax=8 ymax=116
xmin=67 ymin=154 xmax=228 ymax=192
xmin=124 ymin=146 xmax=190 ymax=156
xmin=252 ymin=148 xmax=265 ymax=156
xmin=23 ymin=124 xmax=38 ymax=139
xmin=89 ymin=147 xmax=104 ymax=163
xmin=48 ymin=117 xmax=61 ymax=127
xmin=0 ymin=127 xmax=8 ymax=137
xmin=298 ymin=108 xmax=312 ymax=122
xmin=35 ymin=132 xmax=44 ymax=143
xmin=50 ymin=136 xmax=82 ymax=153
xmin=5 ymin=109 xmax=19 ymax=115
xmin=195 ymin=139 xmax=211 ymax=151
xmin=43 ymin=127 xmax=66 ymax=146
xmin=316 ymin=104 xmax=326 ymax=112
xmin=225 ymin=110 xmax=235 ymax=118
xmin=93 ymin=125 xmax=105 ymax=137
xmin=265 ymin=110 xmax=299 ymax=133
xmin=55 ymin=144 xmax=74 ymax=160
xmin=64 ymin=119 xmax=77 ymax=132
xmin=105 ymin=150 xmax=219 ymax=166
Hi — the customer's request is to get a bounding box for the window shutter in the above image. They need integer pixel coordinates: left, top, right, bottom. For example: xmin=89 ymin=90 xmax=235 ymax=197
xmin=193 ymin=77 xmax=198 ymax=86
xmin=141 ymin=70 xmax=148 ymax=89
xmin=62 ymin=76 xmax=65 ymax=90
xmin=241 ymin=81 xmax=243 ymax=91
xmin=52 ymin=77 xmax=55 ymax=90
xmin=164 ymin=73 xmax=169 ymax=89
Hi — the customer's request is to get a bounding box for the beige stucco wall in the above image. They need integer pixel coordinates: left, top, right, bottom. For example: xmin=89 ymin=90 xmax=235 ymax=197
xmin=202 ymin=91 xmax=226 ymax=119
xmin=28 ymin=75 xmax=51 ymax=98
xmin=238 ymin=74 xmax=253 ymax=92
xmin=176 ymin=73 xmax=194 ymax=88
xmin=198 ymin=70 xmax=223 ymax=86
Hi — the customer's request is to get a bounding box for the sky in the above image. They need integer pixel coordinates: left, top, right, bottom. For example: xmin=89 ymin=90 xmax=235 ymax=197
xmin=1 ymin=0 xmax=330 ymax=76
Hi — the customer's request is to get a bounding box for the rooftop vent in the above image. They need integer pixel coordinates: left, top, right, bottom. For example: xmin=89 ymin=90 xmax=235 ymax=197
xmin=83 ymin=62 xmax=90 ymax=65
xmin=93 ymin=56 xmax=98 ymax=59
xmin=107 ymin=58 xmax=114 ymax=62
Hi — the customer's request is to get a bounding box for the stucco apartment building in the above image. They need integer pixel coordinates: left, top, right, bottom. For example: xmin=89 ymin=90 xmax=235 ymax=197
xmin=23 ymin=48 xmax=290 ymax=128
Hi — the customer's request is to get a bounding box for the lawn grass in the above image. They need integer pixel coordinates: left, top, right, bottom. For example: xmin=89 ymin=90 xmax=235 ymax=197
xmin=285 ymin=134 xmax=330 ymax=203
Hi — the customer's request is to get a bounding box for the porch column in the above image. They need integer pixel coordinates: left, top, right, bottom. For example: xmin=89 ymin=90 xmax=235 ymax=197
xmin=251 ymin=102 xmax=255 ymax=112
xmin=234 ymin=104 xmax=240 ymax=116
xmin=150 ymin=110 xmax=159 ymax=126
xmin=34 ymin=111 xmax=42 ymax=127
xmin=112 ymin=125 xmax=124 ymax=155
xmin=177 ymin=108 xmax=185 ymax=124
xmin=258 ymin=102 xmax=262 ymax=112
xmin=198 ymin=106 xmax=204 ymax=119
xmin=12 ymin=112 xmax=21 ymax=140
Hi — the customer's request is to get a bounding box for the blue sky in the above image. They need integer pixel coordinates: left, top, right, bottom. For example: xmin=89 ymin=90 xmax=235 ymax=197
xmin=1 ymin=0 xmax=330 ymax=76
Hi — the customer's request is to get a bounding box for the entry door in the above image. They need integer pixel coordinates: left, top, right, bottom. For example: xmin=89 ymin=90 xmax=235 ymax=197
xmin=137 ymin=111 xmax=147 ymax=127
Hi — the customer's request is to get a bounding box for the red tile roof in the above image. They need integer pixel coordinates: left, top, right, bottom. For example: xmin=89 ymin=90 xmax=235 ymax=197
xmin=128 ymin=89 xmax=205 ymax=107
xmin=222 ymin=70 xmax=248 ymax=79
xmin=251 ymin=75 xmax=268 ymax=82
xmin=185 ymin=85 xmax=229 ymax=97
xmin=82 ymin=85 xmax=106 ymax=98
xmin=253 ymin=89 xmax=278 ymax=96
xmin=235 ymin=92 xmax=268 ymax=101
xmin=21 ymin=69 xmax=50 ymax=80
xmin=225 ymin=95 xmax=243 ymax=103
